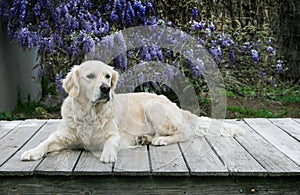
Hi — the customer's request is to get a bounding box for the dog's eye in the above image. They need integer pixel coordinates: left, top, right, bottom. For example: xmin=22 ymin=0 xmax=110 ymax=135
xmin=105 ymin=74 xmax=111 ymax=79
xmin=87 ymin=74 xmax=95 ymax=79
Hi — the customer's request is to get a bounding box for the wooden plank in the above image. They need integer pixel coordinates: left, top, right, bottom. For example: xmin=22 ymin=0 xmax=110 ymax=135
xmin=179 ymin=137 xmax=228 ymax=176
xmin=1 ymin=176 xmax=300 ymax=194
xmin=245 ymin=118 xmax=300 ymax=166
xmin=0 ymin=119 xmax=46 ymax=167
xmin=34 ymin=150 xmax=81 ymax=175
xmin=0 ymin=120 xmax=59 ymax=176
xmin=149 ymin=144 xmax=189 ymax=176
xmin=206 ymin=134 xmax=266 ymax=176
xmin=114 ymin=146 xmax=150 ymax=176
xmin=73 ymin=151 xmax=112 ymax=175
xmin=0 ymin=121 xmax=23 ymax=139
xmin=293 ymin=118 xmax=300 ymax=124
xmin=269 ymin=118 xmax=300 ymax=141
xmin=227 ymin=119 xmax=300 ymax=176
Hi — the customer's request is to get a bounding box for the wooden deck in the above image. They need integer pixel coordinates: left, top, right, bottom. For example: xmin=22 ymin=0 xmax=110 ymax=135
xmin=0 ymin=118 xmax=300 ymax=194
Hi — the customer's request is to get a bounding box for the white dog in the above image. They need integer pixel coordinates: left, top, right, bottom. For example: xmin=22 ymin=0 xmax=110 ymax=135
xmin=21 ymin=60 xmax=240 ymax=163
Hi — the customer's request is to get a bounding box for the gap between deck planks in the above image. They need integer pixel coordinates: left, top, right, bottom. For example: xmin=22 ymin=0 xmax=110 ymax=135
xmin=0 ymin=118 xmax=299 ymax=176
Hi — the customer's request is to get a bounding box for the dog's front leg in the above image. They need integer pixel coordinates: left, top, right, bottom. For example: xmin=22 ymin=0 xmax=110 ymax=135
xmin=21 ymin=130 xmax=72 ymax=161
xmin=100 ymin=121 xmax=120 ymax=163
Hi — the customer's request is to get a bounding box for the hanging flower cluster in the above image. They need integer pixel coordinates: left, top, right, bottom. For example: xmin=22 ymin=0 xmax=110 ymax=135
xmin=0 ymin=0 xmax=285 ymax=98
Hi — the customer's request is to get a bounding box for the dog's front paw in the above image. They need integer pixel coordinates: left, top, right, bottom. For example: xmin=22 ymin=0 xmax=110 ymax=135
xmin=21 ymin=149 xmax=44 ymax=161
xmin=100 ymin=148 xmax=117 ymax=163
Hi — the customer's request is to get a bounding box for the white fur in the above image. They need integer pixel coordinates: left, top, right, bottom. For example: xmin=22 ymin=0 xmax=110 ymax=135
xmin=21 ymin=60 xmax=242 ymax=163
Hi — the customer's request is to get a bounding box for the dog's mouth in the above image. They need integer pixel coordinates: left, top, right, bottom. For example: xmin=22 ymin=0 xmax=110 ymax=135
xmin=92 ymin=94 xmax=110 ymax=104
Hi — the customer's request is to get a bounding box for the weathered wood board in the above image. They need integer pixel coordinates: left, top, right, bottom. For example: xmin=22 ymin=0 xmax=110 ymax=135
xmin=0 ymin=120 xmax=22 ymax=139
xmin=0 ymin=120 xmax=46 ymax=167
xmin=0 ymin=120 xmax=59 ymax=176
xmin=269 ymin=118 xmax=300 ymax=141
xmin=73 ymin=151 xmax=112 ymax=175
xmin=244 ymin=118 xmax=300 ymax=166
xmin=0 ymin=118 xmax=299 ymax=178
xmin=228 ymin=119 xmax=300 ymax=176
xmin=114 ymin=146 xmax=150 ymax=175
xmin=179 ymin=137 xmax=228 ymax=176
xmin=149 ymin=144 xmax=189 ymax=176
xmin=206 ymin=134 xmax=266 ymax=176
xmin=34 ymin=150 xmax=82 ymax=175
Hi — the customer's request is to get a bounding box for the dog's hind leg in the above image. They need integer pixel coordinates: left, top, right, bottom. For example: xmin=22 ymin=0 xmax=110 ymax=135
xmin=143 ymin=99 xmax=188 ymax=146
xmin=151 ymin=132 xmax=187 ymax=146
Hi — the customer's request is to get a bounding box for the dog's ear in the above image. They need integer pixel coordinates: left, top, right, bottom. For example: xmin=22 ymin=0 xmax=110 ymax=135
xmin=111 ymin=68 xmax=119 ymax=91
xmin=63 ymin=65 xmax=80 ymax=98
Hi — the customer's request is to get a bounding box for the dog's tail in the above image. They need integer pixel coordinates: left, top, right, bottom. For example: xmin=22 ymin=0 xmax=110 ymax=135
xmin=181 ymin=111 xmax=244 ymax=137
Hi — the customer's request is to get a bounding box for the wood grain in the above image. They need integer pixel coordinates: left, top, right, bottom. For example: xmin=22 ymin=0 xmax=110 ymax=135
xmin=206 ymin=134 xmax=266 ymax=176
xmin=245 ymin=118 xmax=300 ymax=165
xmin=228 ymin=119 xmax=300 ymax=176
xmin=0 ymin=119 xmax=299 ymax=177
xmin=0 ymin=120 xmax=46 ymax=167
xmin=0 ymin=121 xmax=23 ymax=139
xmin=74 ymin=151 xmax=112 ymax=175
xmin=179 ymin=137 xmax=228 ymax=176
xmin=293 ymin=118 xmax=300 ymax=124
xmin=1 ymin=175 xmax=299 ymax=194
xmin=269 ymin=118 xmax=300 ymax=141
xmin=0 ymin=120 xmax=59 ymax=176
xmin=114 ymin=146 xmax=150 ymax=175
xmin=35 ymin=150 xmax=81 ymax=175
xmin=149 ymin=144 xmax=189 ymax=176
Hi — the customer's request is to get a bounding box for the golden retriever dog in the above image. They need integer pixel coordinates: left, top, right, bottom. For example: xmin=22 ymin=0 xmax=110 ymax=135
xmin=21 ymin=60 xmax=240 ymax=163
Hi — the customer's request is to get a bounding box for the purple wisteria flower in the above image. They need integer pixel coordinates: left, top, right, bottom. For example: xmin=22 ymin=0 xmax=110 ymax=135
xmin=191 ymin=58 xmax=205 ymax=78
xmin=191 ymin=20 xmax=205 ymax=31
xmin=110 ymin=10 xmax=119 ymax=22
xmin=146 ymin=2 xmax=153 ymax=11
xmin=268 ymin=38 xmax=272 ymax=44
xmin=141 ymin=47 xmax=150 ymax=61
xmin=114 ymin=32 xmax=127 ymax=70
xmin=55 ymin=72 xmax=64 ymax=95
xmin=243 ymin=42 xmax=251 ymax=50
xmin=209 ymin=46 xmax=222 ymax=61
xmin=42 ymin=37 xmax=55 ymax=53
xmin=156 ymin=48 xmax=163 ymax=61
xmin=277 ymin=60 xmax=283 ymax=73
xmin=0 ymin=0 xmax=285 ymax=97
xmin=82 ymin=34 xmax=95 ymax=54
xmin=219 ymin=34 xmax=234 ymax=47
xmin=137 ymin=72 xmax=144 ymax=84
xmin=251 ymin=49 xmax=259 ymax=62
xmin=208 ymin=22 xmax=215 ymax=32
xmin=133 ymin=0 xmax=146 ymax=16
xmin=140 ymin=46 xmax=163 ymax=61
xmin=192 ymin=7 xmax=199 ymax=19
xmin=109 ymin=0 xmax=150 ymax=26
xmin=266 ymin=46 xmax=275 ymax=55
xmin=205 ymin=28 xmax=212 ymax=37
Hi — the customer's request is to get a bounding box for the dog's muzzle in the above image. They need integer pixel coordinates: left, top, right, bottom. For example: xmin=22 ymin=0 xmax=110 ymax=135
xmin=98 ymin=84 xmax=111 ymax=102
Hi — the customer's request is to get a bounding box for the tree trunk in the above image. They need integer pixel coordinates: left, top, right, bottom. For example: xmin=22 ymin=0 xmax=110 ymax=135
xmin=271 ymin=0 xmax=300 ymax=81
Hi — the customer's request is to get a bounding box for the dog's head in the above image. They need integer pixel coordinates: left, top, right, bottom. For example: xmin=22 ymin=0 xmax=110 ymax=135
xmin=63 ymin=61 xmax=119 ymax=104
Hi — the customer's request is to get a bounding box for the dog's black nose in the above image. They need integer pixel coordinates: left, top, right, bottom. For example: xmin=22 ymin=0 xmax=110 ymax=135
xmin=100 ymin=84 xmax=110 ymax=94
